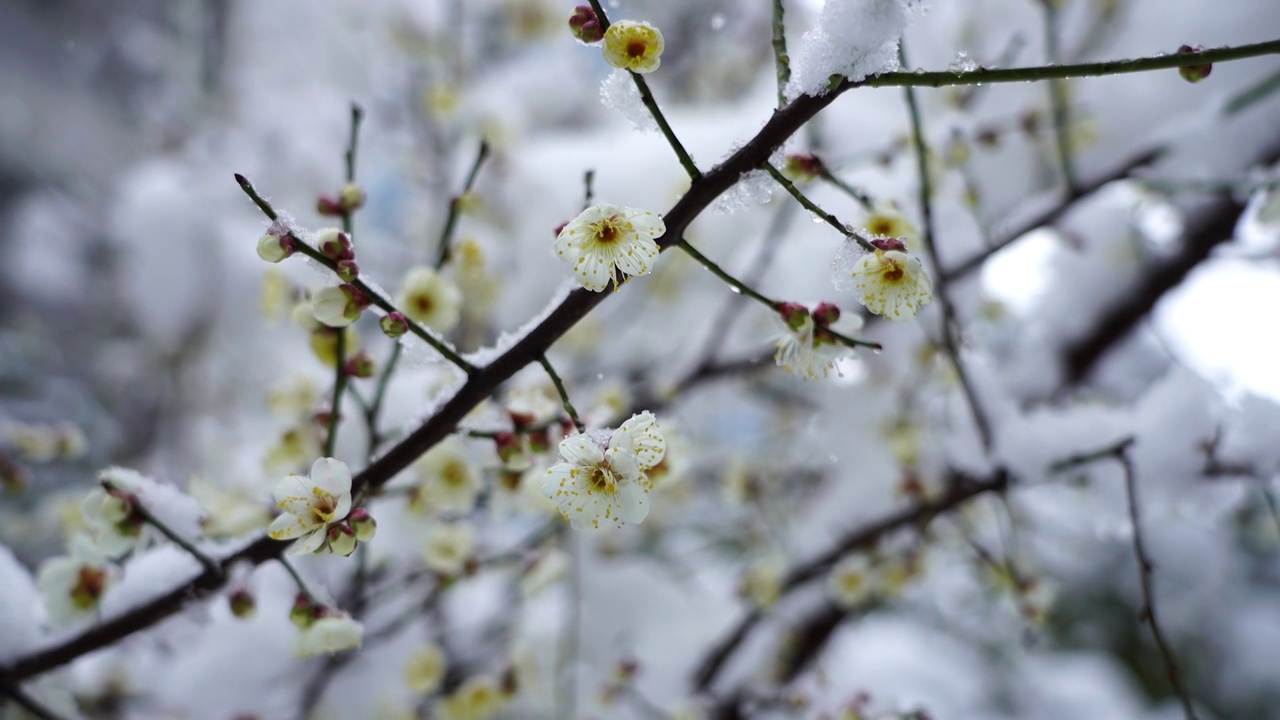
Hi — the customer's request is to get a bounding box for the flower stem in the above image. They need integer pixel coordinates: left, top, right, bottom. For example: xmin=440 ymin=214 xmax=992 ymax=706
xmin=763 ymin=162 xmax=875 ymax=251
xmin=121 ymin=489 xmax=222 ymax=579
xmin=1042 ymin=1 xmax=1079 ymax=192
xmin=325 ymin=329 xmax=347 ymax=458
xmin=676 ymin=238 xmax=880 ymax=351
xmin=365 ymin=342 xmax=402 ymax=461
xmin=585 ymin=0 xmax=700 ymax=180
xmin=235 ymin=174 xmax=477 ymax=375
xmin=846 ymin=37 xmax=1280 ymax=90
xmin=537 ymin=355 xmax=585 ymax=433
xmin=771 ymin=0 xmax=791 ymax=107
xmin=435 ymin=140 xmax=491 ymax=269
xmin=279 ymin=557 xmax=317 ymax=601
xmin=900 ymin=42 xmax=993 ymax=452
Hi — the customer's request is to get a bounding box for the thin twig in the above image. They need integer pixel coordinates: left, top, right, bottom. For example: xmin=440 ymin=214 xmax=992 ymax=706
xmin=763 ymin=162 xmax=875 ymax=251
xmin=675 ymin=238 xmax=882 ymax=352
xmin=538 ymin=355 xmax=585 ymax=433
xmin=900 ymin=42 xmax=993 ymax=452
xmin=771 ymin=0 xmax=791 ymax=107
xmin=1117 ymin=447 xmax=1200 ymax=720
xmin=0 ymin=680 xmax=66 ymax=720
xmin=126 ymin=494 xmax=222 ymax=579
xmin=1041 ymin=1 xmax=1079 ymax=192
xmin=279 ymin=557 xmax=317 ymax=601
xmin=586 ymin=0 xmax=701 ymax=180
xmin=235 ymin=175 xmax=476 ymax=374
xmin=435 ymin=140 xmax=491 ymax=269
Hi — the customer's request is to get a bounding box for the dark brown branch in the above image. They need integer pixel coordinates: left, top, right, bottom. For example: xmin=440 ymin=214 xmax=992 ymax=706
xmin=693 ymin=468 xmax=1010 ymax=691
xmin=1062 ymin=138 xmax=1280 ymax=384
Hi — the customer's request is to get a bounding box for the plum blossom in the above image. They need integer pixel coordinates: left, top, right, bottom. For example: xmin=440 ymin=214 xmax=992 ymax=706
xmin=37 ymin=534 xmax=113 ymax=627
xmin=404 ymin=643 xmax=448 ymax=695
xmin=771 ymin=303 xmax=850 ymax=380
xmin=396 ymin=266 xmax=461 ymax=333
xmin=602 ymin=20 xmax=664 ymax=74
xmin=833 ymin=238 xmax=933 ymax=321
xmin=554 ymin=204 xmax=665 ymax=292
xmin=267 ymin=458 xmax=353 ymax=555
xmin=541 ymin=411 xmax=665 ymax=530
xmin=295 ymin=612 xmax=364 ymax=657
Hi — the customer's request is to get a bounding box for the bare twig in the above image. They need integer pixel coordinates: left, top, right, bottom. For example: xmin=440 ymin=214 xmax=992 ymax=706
xmin=1117 ymin=447 xmax=1200 ymax=720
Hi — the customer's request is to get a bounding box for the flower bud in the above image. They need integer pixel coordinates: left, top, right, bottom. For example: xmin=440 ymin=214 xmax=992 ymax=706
xmin=326 ymin=524 xmax=358 ymax=557
xmin=316 ymin=195 xmax=344 ymax=217
xmin=568 ymin=5 xmax=603 ymax=44
xmin=494 ymin=432 xmax=524 ymax=465
xmin=811 ymin=302 xmax=841 ymax=327
xmin=784 ymin=154 xmax=825 ymax=181
xmin=316 ymin=228 xmax=354 ymax=262
xmin=349 ymin=508 xmax=377 ymax=542
xmin=869 ymin=237 xmax=908 ymax=252
xmin=339 ymin=182 xmax=366 ymax=212
xmin=229 ymin=588 xmax=257 ymax=619
xmin=336 ymin=259 xmax=360 ymax=283
xmin=290 ymin=594 xmax=317 ymax=628
xmin=257 ymin=232 xmax=297 ymax=263
xmin=1177 ymin=45 xmax=1212 ymax=83
xmin=312 ymin=284 xmax=369 ymax=327
xmin=775 ymin=302 xmax=811 ymax=331
xmin=343 ymin=351 xmax=376 ymax=378
xmin=380 ymin=311 xmax=409 ymax=339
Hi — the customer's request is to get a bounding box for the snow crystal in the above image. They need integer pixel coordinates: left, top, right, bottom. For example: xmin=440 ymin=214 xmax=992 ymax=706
xmin=713 ymin=168 xmax=776 ymax=214
xmin=787 ymin=0 xmax=920 ymax=99
xmin=600 ymin=70 xmax=658 ymax=133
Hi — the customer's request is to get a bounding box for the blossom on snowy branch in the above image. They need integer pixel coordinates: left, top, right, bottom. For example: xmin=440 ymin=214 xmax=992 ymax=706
xmin=541 ymin=411 xmax=665 ymax=530
xmin=554 ymin=204 xmax=665 ymax=292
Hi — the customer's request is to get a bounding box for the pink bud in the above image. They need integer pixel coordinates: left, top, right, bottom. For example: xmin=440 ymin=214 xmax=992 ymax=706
xmin=336 ymin=259 xmax=360 ymax=282
xmin=568 ymin=5 xmax=604 ymax=44
xmin=1177 ymin=45 xmax=1212 ymax=83
xmin=343 ymin=351 xmax=376 ymax=378
xmin=870 ymin=237 xmax=908 ymax=252
xmin=380 ymin=311 xmax=409 ymax=339
xmin=811 ymin=302 xmax=841 ymax=327
xmin=317 ymin=195 xmax=344 ymax=217
xmin=775 ymin=302 xmax=811 ymax=331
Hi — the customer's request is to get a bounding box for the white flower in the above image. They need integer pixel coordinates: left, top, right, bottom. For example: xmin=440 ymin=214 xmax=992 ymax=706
xmin=833 ymin=242 xmax=934 ymax=321
xmin=267 ymin=458 xmax=353 ymax=555
xmin=396 ymin=266 xmax=461 ymax=333
xmin=412 ymin=437 xmax=482 ymax=514
xmin=827 ymin=554 xmax=874 ymax=609
xmin=295 ymin=613 xmax=363 ymax=657
xmin=80 ymin=486 xmax=145 ymax=556
xmin=554 ymin=204 xmax=664 ymax=292
xmin=772 ymin=309 xmax=848 ymax=380
xmin=404 ymin=643 xmax=448 ymax=695
xmin=540 ymin=411 xmax=664 ymax=530
xmin=602 ymin=20 xmax=665 ymax=74
xmin=268 ymin=374 xmax=320 ymax=420
xmin=436 ymin=675 xmax=506 ymax=720
xmin=36 ymin=535 xmax=113 ymax=627
xmin=423 ymin=521 xmax=475 ymax=575
xmin=312 ymin=285 xmax=361 ymax=327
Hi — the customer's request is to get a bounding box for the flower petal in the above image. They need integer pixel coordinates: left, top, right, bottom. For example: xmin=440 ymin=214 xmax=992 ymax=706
xmin=611 ymin=412 xmax=665 ymax=470
xmin=310 ymin=458 xmax=352 ymax=497
xmin=558 ymin=435 xmax=604 ymax=467
xmin=272 ymin=474 xmax=311 ymax=506
xmin=289 ymin=527 xmax=329 ymax=555
xmin=615 ymin=480 xmax=650 ymax=524
xmin=268 ymin=513 xmax=308 ymax=540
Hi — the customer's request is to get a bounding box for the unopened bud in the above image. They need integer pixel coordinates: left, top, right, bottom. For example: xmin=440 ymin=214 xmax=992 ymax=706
xmin=380 ymin=311 xmax=409 ymax=339
xmin=336 ymin=259 xmax=360 ymax=283
xmin=229 ymin=588 xmax=256 ymax=619
xmin=316 ymin=228 xmax=354 ymax=261
xmin=290 ymin=594 xmax=317 ymax=628
xmin=568 ymin=5 xmax=604 ymax=44
xmin=349 ymin=508 xmax=377 ymax=542
xmin=811 ymin=302 xmax=841 ymax=327
xmin=316 ymin=195 xmax=344 ymax=217
xmin=339 ymin=182 xmax=366 ymax=212
xmin=257 ymin=232 xmax=296 ymax=263
xmin=1177 ymin=45 xmax=1212 ymax=83
xmin=343 ymin=351 xmax=376 ymax=378
xmin=775 ymin=302 xmax=811 ymax=331
xmin=784 ymin=153 xmax=825 ymax=180
xmin=326 ymin=524 xmax=358 ymax=557
xmin=494 ymin=432 xmax=524 ymax=464
xmin=869 ymin=237 xmax=908 ymax=252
